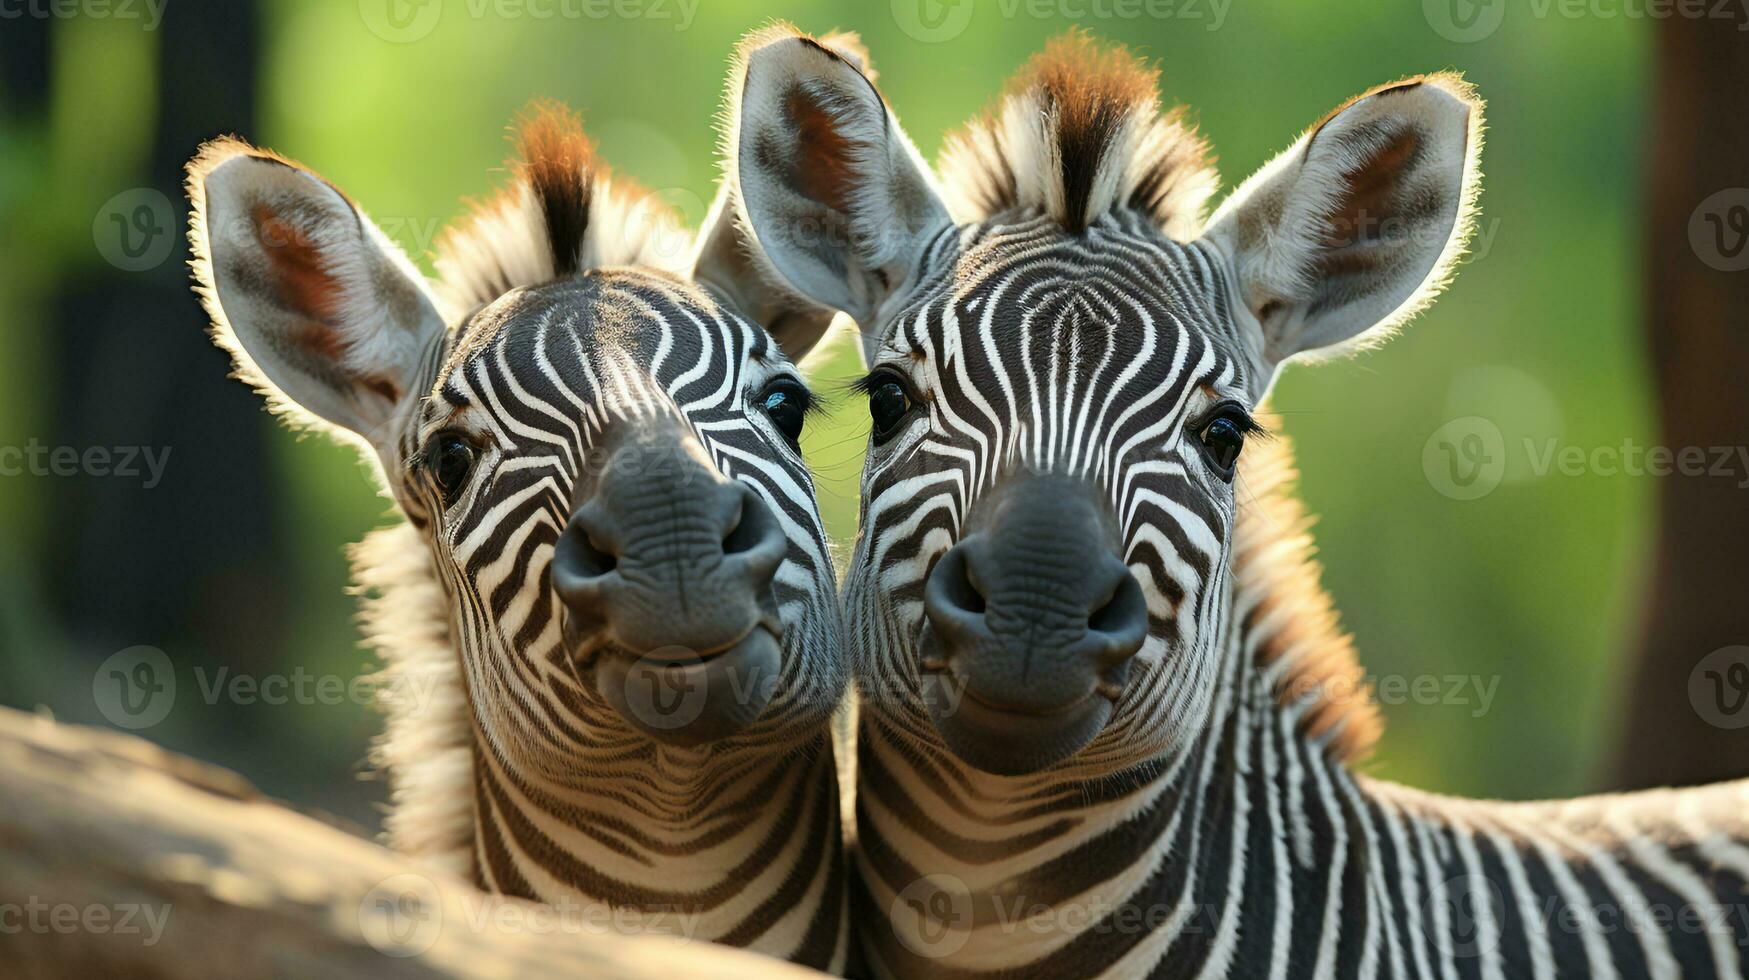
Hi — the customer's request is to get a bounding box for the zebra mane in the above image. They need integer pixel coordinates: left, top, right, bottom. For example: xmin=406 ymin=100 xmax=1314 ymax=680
xmin=938 ymin=31 xmax=1219 ymax=239
xmin=1233 ymin=426 xmax=1381 ymax=762
xmin=352 ymin=523 xmax=476 ymax=876
xmin=432 ymin=100 xmax=689 ymax=319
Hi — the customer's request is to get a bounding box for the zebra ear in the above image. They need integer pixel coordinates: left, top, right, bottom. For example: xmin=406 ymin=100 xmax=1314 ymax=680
xmin=727 ymin=25 xmax=950 ymax=349
xmin=187 ymin=139 xmax=444 ymax=444
xmin=691 ymin=182 xmax=837 ymax=363
xmin=1202 ymin=75 xmax=1482 ymax=370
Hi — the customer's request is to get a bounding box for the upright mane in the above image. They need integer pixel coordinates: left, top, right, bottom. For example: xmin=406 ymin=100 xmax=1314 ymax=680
xmin=432 ymin=100 xmax=689 ymax=319
xmin=1233 ymin=427 xmax=1381 ymax=762
xmin=938 ymin=31 xmax=1218 ymax=239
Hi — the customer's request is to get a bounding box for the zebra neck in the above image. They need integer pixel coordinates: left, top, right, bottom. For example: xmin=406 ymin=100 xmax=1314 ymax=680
xmin=857 ymin=623 xmax=1749 ymax=977
xmin=852 ymin=616 xmax=1354 ymax=970
xmin=469 ymin=723 xmax=850 ymax=968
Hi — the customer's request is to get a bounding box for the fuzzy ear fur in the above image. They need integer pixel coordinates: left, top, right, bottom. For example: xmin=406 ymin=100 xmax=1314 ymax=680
xmin=1202 ymin=75 xmax=1483 ymax=373
xmin=695 ymin=29 xmax=875 ymax=363
xmin=725 ymin=23 xmax=951 ymax=352
xmin=691 ymin=181 xmax=840 ymax=364
xmin=187 ymin=139 xmax=445 ymax=444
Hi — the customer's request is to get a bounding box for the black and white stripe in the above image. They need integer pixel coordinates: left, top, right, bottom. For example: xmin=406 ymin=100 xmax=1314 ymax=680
xmin=186 ymin=104 xmax=851 ymax=970
xmin=721 ymin=26 xmax=1749 ymax=978
xmin=419 ymin=274 xmax=848 ymax=965
xmin=846 ymin=213 xmax=1749 ymax=980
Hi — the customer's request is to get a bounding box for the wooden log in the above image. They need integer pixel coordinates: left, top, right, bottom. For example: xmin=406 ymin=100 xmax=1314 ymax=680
xmin=0 ymin=707 xmax=825 ymax=979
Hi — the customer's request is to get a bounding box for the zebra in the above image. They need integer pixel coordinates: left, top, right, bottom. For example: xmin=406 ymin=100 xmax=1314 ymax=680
xmin=723 ymin=26 xmax=1749 ymax=978
xmin=184 ymin=101 xmax=854 ymax=969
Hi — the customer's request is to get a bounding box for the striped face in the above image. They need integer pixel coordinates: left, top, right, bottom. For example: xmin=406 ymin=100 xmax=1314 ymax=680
xmin=395 ymin=271 xmax=846 ymax=766
xmin=845 ymin=213 xmax=1260 ymax=774
xmin=187 ymin=129 xmax=848 ymax=778
xmin=730 ymin=31 xmax=1480 ymax=776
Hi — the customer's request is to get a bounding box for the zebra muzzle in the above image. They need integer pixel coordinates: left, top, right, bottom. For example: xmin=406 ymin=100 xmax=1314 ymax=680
xmin=585 ymin=626 xmax=784 ymax=747
xmin=917 ymin=473 xmax=1150 ymax=775
xmin=551 ymin=431 xmax=790 ymax=744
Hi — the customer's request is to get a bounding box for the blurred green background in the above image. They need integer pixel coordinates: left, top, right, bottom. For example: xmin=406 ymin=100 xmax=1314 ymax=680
xmin=0 ymin=0 xmax=1651 ymax=828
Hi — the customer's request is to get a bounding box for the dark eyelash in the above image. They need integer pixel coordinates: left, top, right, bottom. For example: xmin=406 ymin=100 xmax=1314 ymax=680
xmin=848 ymin=372 xmax=883 ymax=397
xmin=849 ymin=368 xmax=912 ymax=398
xmin=769 ymin=377 xmax=827 ymax=418
xmin=1202 ymin=401 xmax=1272 ymax=439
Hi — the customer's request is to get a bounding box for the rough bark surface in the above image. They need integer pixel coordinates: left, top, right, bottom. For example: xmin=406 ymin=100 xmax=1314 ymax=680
xmin=0 ymin=708 xmax=824 ymax=980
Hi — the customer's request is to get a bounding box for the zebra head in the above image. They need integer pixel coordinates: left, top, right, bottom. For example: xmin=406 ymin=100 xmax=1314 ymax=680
xmin=730 ymin=30 xmax=1481 ymax=775
xmin=186 ymin=106 xmax=846 ymax=762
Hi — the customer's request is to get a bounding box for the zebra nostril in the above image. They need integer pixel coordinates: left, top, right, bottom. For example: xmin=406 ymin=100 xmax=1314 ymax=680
xmin=924 ymin=542 xmax=987 ymax=641
xmin=1087 ymin=561 xmax=1149 ymax=667
xmin=722 ymin=483 xmax=785 ymax=587
xmin=553 ymin=505 xmax=617 ymax=603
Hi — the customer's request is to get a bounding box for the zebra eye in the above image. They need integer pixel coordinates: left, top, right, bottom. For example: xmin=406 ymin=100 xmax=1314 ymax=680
xmin=760 ymin=378 xmax=809 ymax=448
xmin=1196 ymin=408 xmax=1250 ymax=482
xmin=866 ymin=377 xmax=914 ymax=445
xmin=425 ymin=432 xmax=476 ymax=505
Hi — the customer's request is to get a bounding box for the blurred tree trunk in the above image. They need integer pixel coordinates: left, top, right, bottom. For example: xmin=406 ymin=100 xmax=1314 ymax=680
xmin=47 ymin=0 xmax=285 ymax=669
xmin=1611 ymin=12 xmax=1749 ymax=789
xmin=27 ymin=1 xmax=355 ymax=813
